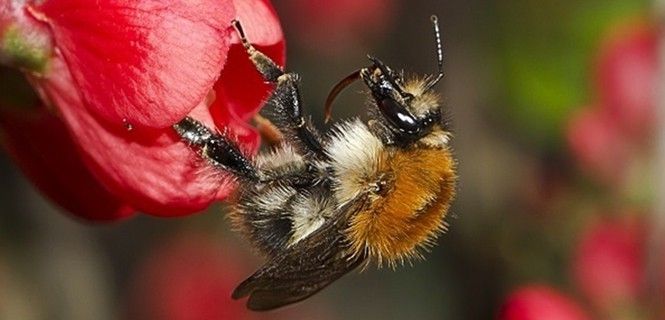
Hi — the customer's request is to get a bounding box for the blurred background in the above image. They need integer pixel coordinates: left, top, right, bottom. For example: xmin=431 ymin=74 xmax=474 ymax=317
xmin=0 ymin=0 xmax=663 ymax=319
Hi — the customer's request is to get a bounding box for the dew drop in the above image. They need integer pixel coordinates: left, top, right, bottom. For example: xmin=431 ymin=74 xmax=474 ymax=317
xmin=122 ymin=118 xmax=134 ymax=131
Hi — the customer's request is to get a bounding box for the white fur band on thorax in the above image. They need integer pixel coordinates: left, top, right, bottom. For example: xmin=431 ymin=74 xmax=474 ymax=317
xmin=326 ymin=119 xmax=385 ymax=205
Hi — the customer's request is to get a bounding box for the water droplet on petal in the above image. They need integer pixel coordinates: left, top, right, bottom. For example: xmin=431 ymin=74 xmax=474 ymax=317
xmin=123 ymin=118 xmax=134 ymax=131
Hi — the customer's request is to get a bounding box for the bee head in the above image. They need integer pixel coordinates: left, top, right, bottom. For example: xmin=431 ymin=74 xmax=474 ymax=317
xmin=360 ymin=56 xmax=443 ymax=142
xmin=324 ymin=16 xmax=447 ymax=146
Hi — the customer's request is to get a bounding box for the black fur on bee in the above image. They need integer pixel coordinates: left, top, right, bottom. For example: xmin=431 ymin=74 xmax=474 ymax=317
xmin=174 ymin=15 xmax=456 ymax=311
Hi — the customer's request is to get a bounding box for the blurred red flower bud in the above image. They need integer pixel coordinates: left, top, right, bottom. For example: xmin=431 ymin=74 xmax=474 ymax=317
xmin=498 ymin=285 xmax=590 ymax=320
xmin=566 ymin=107 xmax=631 ymax=185
xmin=127 ymin=233 xmax=251 ymax=320
xmin=0 ymin=0 xmax=285 ymax=220
xmin=572 ymin=216 xmax=645 ymax=312
xmin=595 ymin=20 xmax=658 ymax=139
xmin=281 ymin=0 xmax=396 ymax=55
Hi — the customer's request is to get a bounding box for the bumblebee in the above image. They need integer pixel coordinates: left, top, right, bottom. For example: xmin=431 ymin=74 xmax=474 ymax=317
xmin=174 ymin=16 xmax=456 ymax=311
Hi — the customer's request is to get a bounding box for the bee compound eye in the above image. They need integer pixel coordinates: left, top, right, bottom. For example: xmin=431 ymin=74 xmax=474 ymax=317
xmin=379 ymin=98 xmax=420 ymax=134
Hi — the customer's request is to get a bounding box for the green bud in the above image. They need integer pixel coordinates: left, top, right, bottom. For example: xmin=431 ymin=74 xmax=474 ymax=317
xmin=1 ymin=25 xmax=51 ymax=73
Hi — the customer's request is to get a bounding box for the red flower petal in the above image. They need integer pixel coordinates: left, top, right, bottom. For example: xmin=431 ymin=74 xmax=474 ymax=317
xmin=0 ymin=107 xmax=134 ymax=221
xmin=215 ymin=0 xmax=286 ymax=122
xmin=22 ymin=0 xmax=285 ymax=217
xmin=34 ymin=56 xmax=257 ymax=216
xmin=499 ymin=285 xmax=590 ymax=320
xmin=213 ymin=42 xmax=285 ymax=125
xmin=572 ymin=216 xmax=644 ymax=312
xmin=29 ymin=0 xmax=237 ymax=128
xmin=230 ymin=0 xmax=284 ymax=47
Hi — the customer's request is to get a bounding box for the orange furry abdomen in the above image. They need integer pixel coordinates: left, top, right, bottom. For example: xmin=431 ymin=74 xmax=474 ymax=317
xmin=346 ymin=147 xmax=456 ymax=265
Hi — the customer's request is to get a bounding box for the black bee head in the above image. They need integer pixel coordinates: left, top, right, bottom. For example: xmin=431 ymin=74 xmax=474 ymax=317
xmin=356 ymin=56 xmax=441 ymax=143
xmin=360 ymin=56 xmax=410 ymax=102
xmin=324 ymin=15 xmax=446 ymax=144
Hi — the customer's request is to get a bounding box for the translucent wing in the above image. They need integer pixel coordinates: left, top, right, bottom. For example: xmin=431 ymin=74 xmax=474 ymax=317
xmin=232 ymin=210 xmax=366 ymax=311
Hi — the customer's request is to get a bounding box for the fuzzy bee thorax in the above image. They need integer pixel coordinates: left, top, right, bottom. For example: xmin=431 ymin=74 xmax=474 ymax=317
xmin=327 ymin=119 xmax=456 ymax=266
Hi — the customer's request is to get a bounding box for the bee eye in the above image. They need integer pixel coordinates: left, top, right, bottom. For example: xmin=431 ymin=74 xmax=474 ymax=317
xmin=379 ymin=98 xmax=420 ymax=134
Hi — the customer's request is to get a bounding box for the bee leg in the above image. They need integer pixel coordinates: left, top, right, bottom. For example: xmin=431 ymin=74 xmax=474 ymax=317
xmin=174 ymin=117 xmax=260 ymax=181
xmin=266 ymin=74 xmax=328 ymax=158
xmin=233 ymin=20 xmax=327 ymax=159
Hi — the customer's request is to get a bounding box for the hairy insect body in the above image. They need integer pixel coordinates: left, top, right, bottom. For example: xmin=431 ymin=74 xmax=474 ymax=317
xmin=232 ymin=115 xmax=455 ymax=267
xmin=329 ymin=118 xmax=455 ymax=265
xmin=175 ymin=16 xmax=456 ymax=310
xmin=345 ymin=144 xmax=455 ymax=265
xmin=231 ymin=143 xmax=334 ymax=256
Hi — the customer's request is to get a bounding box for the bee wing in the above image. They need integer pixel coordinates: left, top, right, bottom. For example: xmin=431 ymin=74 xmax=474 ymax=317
xmin=232 ymin=215 xmax=366 ymax=311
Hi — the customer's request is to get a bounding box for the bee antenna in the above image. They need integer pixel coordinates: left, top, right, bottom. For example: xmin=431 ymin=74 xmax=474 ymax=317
xmin=425 ymin=15 xmax=444 ymax=91
xmin=324 ymin=70 xmax=362 ymax=123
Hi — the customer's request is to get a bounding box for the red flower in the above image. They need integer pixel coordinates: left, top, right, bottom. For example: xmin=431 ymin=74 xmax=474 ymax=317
xmin=595 ymin=20 xmax=658 ymax=139
xmin=0 ymin=103 xmax=133 ymax=221
xmin=281 ymin=0 xmax=396 ymax=55
xmin=126 ymin=233 xmax=252 ymax=320
xmin=499 ymin=285 xmax=590 ymax=320
xmin=572 ymin=216 xmax=645 ymax=312
xmin=566 ymin=107 xmax=631 ymax=185
xmin=0 ymin=0 xmax=285 ymax=220
xmin=566 ymin=19 xmax=658 ymax=186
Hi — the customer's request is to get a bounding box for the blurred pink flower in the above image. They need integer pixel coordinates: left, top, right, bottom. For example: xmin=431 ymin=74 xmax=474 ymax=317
xmin=498 ymin=285 xmax=590 ymax=320
xmin=566 ymin=107 xmax=630 ymax=185
xmin=572 ymin=216 xmax=645 ymax=313
xmin=127 ymin=233 xmax=252 ymax=320
xmin=595 ymin=20 xmax=658 ymax=139
xmin=567 ymin=19 xmax=658 ymax=186
xmin=281 ymin=0 xmax=397 ymax=55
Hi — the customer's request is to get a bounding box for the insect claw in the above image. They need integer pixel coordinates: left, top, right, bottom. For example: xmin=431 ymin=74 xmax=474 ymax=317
xmin=231 ymin=19 xmax=251 ymax=50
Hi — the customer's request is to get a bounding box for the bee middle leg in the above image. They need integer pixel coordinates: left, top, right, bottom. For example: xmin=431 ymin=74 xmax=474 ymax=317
xmin=233 ymin=20 xmax=327 ymax=159
xmin=174 ymin=117 xmax=265 ymax=181
xmin=174 ymin=116 xmax=318 ymax=184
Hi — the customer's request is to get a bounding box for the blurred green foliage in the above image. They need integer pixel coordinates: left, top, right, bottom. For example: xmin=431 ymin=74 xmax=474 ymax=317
xmin=495 ymin=0 xmax=649 ymax=150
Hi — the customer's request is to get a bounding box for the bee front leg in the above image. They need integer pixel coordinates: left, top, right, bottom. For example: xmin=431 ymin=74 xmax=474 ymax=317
xmin=233 ymin=20 xmax=327 ymax=159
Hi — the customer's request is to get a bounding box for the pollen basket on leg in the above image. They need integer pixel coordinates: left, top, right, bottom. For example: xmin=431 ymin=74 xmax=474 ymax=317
xmin=346 ymin=148 xmax=456 ymax=265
